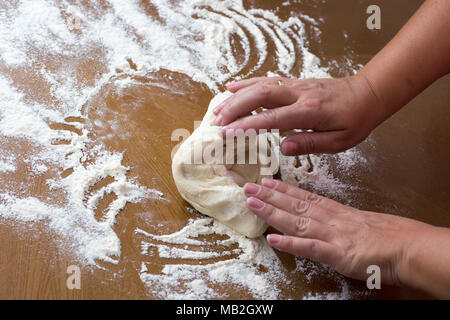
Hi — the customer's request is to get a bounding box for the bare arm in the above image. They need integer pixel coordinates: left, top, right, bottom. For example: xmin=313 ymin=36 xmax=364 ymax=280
xmin=359 ymin=0 xmax=450 ymax=117
xmin=215 ymin=0 xmax=450 ymax=298
xmin=216 ymin=0 xmax=450 ymax=156
xmin=243 ymin=179 xmax=450 ymax=299
xmin=400 ymin=225 xmax=450 ymax=298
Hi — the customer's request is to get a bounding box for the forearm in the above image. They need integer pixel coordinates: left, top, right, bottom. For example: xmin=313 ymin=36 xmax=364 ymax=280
xmin=359 ymin=0 xmax=450 ymax=118
xmin=400 ymin=226 xmax=450 ymax=298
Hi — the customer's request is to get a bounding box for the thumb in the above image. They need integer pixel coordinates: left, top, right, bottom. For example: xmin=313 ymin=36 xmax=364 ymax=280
xmin=281 ymin=131 xmax=346 ymax=155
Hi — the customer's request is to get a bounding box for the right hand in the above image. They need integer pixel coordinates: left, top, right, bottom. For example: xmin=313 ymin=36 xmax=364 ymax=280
xmin=213 ymin=75 xmax=386 ymax=156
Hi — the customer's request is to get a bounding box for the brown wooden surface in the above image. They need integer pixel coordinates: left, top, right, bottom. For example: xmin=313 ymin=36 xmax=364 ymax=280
xmin=1 ymin=0 xmax=449 ymax=299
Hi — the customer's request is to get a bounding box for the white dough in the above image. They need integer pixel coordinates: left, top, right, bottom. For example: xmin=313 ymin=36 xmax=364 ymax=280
xmin=172 ymin=92 xmax=272 ymax=238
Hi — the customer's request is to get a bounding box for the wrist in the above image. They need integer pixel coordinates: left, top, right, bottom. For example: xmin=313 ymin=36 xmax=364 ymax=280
xmin=345 ymin=74 xmax=388 ymax=127
xmin=395 ymin=223 xmax=439 ymax=291
xmin=357 ymin=62 xmax=417 ymax=120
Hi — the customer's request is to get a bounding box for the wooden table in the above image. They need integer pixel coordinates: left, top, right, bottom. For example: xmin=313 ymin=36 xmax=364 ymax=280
xmin=0 ymin=0 xmax=448 ymax=299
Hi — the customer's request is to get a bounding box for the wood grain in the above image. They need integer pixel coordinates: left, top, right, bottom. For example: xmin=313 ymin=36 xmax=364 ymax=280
xmin=0 ymin=0 xmax=447 ymax=299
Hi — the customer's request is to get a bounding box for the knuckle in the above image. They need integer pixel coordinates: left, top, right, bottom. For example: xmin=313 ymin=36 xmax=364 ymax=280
xmin=294 ymin=79 xmax=310 ymax=88
xmin=295 ymin=216 xmax=310 ymax=235
xmin=309 ymin=240 xmax=320 ymax=260
xmin=301 ymin=135 xmax=316 ymax=154
xmin=257 ymin=186 xmax=269 ymax=199
xmin=262 ymin=78 xmax=277 ymax=86
xmin=256 ymin=83 xmax=272 ymax=97
xmin=293 ymin=199 xmax=311 ymax=215
xmin=340 ymin=237 xmax=356 ymax=255
xmin=220 ymin=105 xmax=233 ymax=121
xmin=259 ymin=109 xmax=278 ymax=127
xmin=265 ymin=189 xmax=279 ymax=204
xmin=302 ymin=98 xmax=321 ymax=109
xmin=295 ymin=80 xmax=321 ymax=92
xmin=276 ymin=180 xmax=288 ymax=193
xmin=284 ymin=237 xmax=294 ymax=252
xmin=292 ymin=100 xmax=303 ymax=110
xmin=317 ymin=81 xmax=325 ymax=89
xmin=306 ymin=192 xmax=321 ymax=204
xmin=263 ymin=203 xmax=276 ymax=219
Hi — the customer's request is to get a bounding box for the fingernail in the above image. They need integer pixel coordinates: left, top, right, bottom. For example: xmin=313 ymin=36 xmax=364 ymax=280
xmin=282 ymin=141 xmax=297 ymax=155
xmin=244 ymin=183 xmax=260 ymax=195
xmin=226 ymin=81 xmax=235 ymax=87
xmin=247 ymin=197 xmax=264 ymax=210
xmin=262 ymin=178 xmax=276 ymax=189
xmin=267 ymin=234 xmax=281 ymax=245
xmin=214 ymin=114 xmax=223 ymax=126
xmin=213 ymin=102 xmax=225 ymax=114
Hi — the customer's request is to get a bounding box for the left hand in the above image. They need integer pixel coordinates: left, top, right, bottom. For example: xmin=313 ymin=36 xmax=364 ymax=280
xmin=243 ymin=178 xmax=433 ymax=286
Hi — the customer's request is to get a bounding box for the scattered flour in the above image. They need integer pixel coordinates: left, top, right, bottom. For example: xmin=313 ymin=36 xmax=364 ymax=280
xmin=0 ymin=157 xmax=16 ymax=173
xmin=0 ymin=0 xmax=365 ymax=299
xmin=136 ymin=218 xmax=285 ymax=299
xmin=32 ymin=163 xmax=49 ymax=175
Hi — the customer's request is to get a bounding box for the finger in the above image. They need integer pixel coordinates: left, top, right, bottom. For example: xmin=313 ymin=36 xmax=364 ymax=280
xmin=226 ymin=76 xmax=290 ymax=93
xmin=281 ymin=131 xmax=347 ymax=156
xmin=213 ymin=95 xmax=234 ymax=115
xmin=215 ymin=82 xmax=297 ymax=126
xmin=222 ymin=99 xmax=336 ymax=133
xmin=267 ymin=234 xmax=340 ymax=267
xmin=243 ymin=183 xmax=332 ymax=223
xmin=216 ymin=78 xmax=285 ymax=115
xmin=226 ymin=77 xmax=267 ymax=92
xmin=261 ymin=178 xmax=350 ymax=213
xmin=247 ymin=197 xmax=335 ymax=242
xmin=221 ymin=97 xmax=343 ymax=134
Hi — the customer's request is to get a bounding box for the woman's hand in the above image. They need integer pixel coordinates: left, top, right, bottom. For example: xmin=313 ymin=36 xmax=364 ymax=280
xmin=242 ymin=178 xmax=437 ymax=288
xmin=213 ymin=75 xmax=386 ymax=156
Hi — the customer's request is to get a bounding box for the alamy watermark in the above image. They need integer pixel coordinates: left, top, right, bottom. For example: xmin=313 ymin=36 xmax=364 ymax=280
xmin=366 ymin=5 xmax=381 ymax=30
xmin=366 ymin=264 xmax=381 ymax=289
xmin=171 ymin=124 xmax=281 ymax=176
xmin=66 ymin=265 xmax=81 ymax=290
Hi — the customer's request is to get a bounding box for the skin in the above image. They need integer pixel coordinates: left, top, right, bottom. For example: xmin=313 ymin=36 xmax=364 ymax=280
xmin=213 ymin=0 xmax=450 ymax=298
xmin=244 ymin=179 xmax=450 ymax=298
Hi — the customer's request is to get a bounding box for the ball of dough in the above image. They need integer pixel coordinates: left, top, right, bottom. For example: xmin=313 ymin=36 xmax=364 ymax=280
xmin=172 ymin=91 xmax=272 ymax=238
